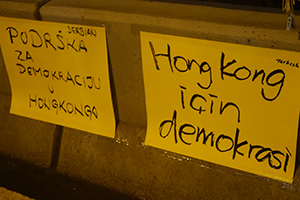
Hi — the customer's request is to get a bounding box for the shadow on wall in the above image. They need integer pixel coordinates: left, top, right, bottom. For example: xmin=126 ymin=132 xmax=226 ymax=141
xmin=295 ymin=113 xmax=300 ymax=177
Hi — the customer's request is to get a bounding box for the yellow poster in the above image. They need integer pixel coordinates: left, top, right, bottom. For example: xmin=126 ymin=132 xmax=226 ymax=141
xmin=0 ymin=17 xmax=115 ymax=138
xmin=141 ymin=31 xmax=300 ymax=183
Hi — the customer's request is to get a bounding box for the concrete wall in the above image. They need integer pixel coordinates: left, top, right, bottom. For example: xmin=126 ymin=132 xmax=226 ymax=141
xmin=1 ymin=0 xmax=300 ymax=199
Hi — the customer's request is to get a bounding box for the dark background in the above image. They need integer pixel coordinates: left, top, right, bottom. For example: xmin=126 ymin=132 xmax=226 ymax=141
xmin=153 ymin=0 xmax=300 ymax=10
xmin=199 ymin=0 xmax=282 ymax=8
xmin=199 ymin=0 xmax=300 ymax=9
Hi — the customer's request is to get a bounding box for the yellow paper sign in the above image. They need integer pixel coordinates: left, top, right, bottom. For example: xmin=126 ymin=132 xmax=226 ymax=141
xmin=0 ymin=17 xmax=115 ymax=138
xmin=141 ymin=31 xmax=300 ymax=183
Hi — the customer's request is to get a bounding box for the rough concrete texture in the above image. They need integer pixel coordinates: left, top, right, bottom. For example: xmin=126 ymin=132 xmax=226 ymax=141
xmin=0 ymin=0 xmax=48 ymax=20
xmin=58 ymin=128 xmax=300 ymax=199
xmin=0 ymin=94 xmax=55 ymax=167
xmin=0 ymin=187 xmax=33 ymax=200
xmin=0 ymin=0 xmax=56 ymax=167
xmin=38 ymin=0 xmax=300 ymax=199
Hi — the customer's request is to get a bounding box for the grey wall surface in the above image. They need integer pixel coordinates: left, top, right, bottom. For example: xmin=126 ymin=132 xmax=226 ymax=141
xmin=1 ymin=0 xmax=300 ymax=199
